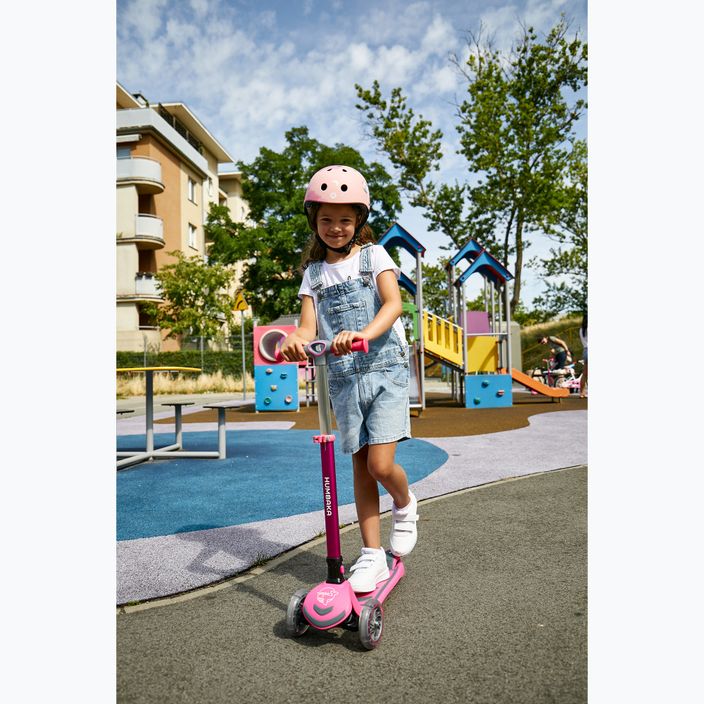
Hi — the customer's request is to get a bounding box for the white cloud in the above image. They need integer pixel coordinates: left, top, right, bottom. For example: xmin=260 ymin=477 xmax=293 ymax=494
xmin=420 ymin=14 xmax=457 ymax=57
xmin=257 ymin=10 xmax=277 ymax=31
xmin=118 ymin=0 xmax=167 ymax=43
xmin=189 ymin=0 xmax=209 ymax=19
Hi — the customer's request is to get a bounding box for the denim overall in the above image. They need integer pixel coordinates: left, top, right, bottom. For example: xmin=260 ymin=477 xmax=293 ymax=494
xmin=308 ymin=244 xmax=411 ymax=454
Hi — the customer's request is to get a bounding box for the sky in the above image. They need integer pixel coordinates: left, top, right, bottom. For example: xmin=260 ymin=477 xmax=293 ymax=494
xmin=117 ymin=0 xmax=588 ymax=303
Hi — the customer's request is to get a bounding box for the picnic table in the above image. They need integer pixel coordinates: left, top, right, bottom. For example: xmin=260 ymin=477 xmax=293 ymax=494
xmin=116 ymin=366 xmax=222 ymax=469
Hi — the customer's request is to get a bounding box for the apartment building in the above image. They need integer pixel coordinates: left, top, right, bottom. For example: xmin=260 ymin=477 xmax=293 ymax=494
xmin=116 ymin=82 xmax=247 ymax=352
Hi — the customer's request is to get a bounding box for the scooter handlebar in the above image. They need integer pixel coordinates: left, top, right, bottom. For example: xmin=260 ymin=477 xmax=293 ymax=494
xmin=275 ymin=337 xmax=368 ymax=363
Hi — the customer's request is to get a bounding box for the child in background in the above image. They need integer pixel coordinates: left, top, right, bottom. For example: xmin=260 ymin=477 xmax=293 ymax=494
xmin=280 ymin=165 xmax=418 ymax=593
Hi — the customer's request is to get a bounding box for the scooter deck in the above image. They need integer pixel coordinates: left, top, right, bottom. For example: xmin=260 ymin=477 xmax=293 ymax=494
xmin=356 ymin=552 xmax=405 ymax=605
xmin=301 ymin=552 xmax=404 ymax=631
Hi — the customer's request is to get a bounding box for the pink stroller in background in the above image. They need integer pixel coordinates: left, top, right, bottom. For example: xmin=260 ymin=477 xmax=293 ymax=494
xmin=531 ymin=357 xmax=583 ymax=394
xmin=280 ymin=338 xmax=405 ymax=650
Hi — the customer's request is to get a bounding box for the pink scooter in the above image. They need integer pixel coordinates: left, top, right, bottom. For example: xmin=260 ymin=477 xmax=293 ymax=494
xmin=281 ymin=338 xmax=405 ymax=650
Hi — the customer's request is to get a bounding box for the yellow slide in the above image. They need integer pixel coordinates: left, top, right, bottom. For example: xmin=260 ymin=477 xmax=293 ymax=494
xmin=511 ymin=368 xmax=569 ymax=398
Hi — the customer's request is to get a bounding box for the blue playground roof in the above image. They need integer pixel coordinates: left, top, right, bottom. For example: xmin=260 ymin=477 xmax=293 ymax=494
xmin=455 ymin=250 xmax=513 ymax=287
xmin=378 ymin=222 xmax=426 ymax=257
xmin=398 ymin=271 xmax=417 ymax=297
xmin=449 ymin=239 xmax=484 ymax=268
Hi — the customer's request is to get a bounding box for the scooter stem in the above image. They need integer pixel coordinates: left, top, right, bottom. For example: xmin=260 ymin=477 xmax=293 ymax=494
xmin=307 ymin=338 xmax=369 ymax=584
xmin=317 ymin=436 xmax=344 ymax=583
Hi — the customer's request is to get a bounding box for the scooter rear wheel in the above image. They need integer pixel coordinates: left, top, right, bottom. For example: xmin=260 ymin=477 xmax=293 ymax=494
xmin=286 ymin=588 xmax=310 ymax=637
xmin=359 ymin=599 xmax=383 ymax=649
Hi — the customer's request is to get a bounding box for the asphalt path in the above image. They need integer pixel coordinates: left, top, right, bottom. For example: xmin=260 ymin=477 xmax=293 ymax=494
xmin=117 ymin=465 xmax=587 ymax=704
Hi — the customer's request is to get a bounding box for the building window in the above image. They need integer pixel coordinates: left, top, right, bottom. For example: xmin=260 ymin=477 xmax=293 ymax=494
xmin=188 ymin=177 xmax=197 ymax=203
xmin=117 ymin=145 xmax=131 ymax=159
xmin=188 ymin=223 xmax=197 ymax=248
xmin=208 ymin=177 xmax=213 ymax=197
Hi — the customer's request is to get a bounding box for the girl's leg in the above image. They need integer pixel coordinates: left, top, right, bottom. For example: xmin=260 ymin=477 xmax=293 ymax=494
xmin=352 ymin=445 xmax=381 ymax=549
xmin=365 ymin=442 xmax=410 ymax=509
xmin=367 ymin=441 xmax=418 ymax=556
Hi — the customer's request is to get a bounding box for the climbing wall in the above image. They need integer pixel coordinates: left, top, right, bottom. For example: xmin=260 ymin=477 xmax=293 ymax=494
xmin=254 ymin=324 xmax=300 ymax=412
xmin=464 ymin=374 xmax=513 ymax=409
xmin=255 ymin=364 xmax=299 ymax=411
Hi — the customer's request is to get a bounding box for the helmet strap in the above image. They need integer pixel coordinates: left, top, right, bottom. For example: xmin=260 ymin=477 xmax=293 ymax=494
xmin=315 ymin=233 xmax=357 ymax=255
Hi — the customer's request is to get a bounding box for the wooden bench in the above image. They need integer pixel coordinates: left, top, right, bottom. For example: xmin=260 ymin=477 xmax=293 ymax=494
xmin=202 ymin=402 xmax=241 ymax=459
xmin=161 ymin=401 xmax=195 ymax=448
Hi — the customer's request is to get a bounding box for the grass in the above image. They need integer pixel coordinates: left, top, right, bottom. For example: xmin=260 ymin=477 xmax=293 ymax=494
xmin=116 ymin=370 xmax=255 ymax=399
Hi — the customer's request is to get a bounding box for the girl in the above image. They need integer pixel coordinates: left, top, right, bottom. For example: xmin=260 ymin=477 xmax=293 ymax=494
xmin=280 ymin=164 xmax=418 ymax=593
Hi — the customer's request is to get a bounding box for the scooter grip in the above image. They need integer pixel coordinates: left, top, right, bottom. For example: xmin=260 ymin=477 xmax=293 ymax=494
xmin=350 ymin=338 xmax=369 ymax=353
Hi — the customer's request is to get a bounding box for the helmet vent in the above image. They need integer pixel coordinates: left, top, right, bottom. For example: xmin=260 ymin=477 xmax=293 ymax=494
xmin=341 ymin=184 xmax=348 ymax=191
xmin=320 ymin=183 xmax=327 ymax=190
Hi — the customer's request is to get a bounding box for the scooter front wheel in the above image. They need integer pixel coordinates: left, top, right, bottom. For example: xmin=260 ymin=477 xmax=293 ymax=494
xmin=286 ymin=588 xmax=310 ymax=637
xmin=359 ymin=599 xmax=383 ymax=650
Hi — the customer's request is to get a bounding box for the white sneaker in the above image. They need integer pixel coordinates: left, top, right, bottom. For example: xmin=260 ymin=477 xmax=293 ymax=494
xmin=347 ymin=548 xmax=390 ymax=593
xmin=389 ymin=491 xmax=419 ymax=556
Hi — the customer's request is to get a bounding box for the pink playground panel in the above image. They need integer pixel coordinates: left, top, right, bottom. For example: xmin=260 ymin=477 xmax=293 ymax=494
xmin=465 ymin=311 xmax=490 ymax=334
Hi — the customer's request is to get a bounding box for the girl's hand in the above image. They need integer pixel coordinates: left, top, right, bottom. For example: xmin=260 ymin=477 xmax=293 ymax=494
xmin=331 ymin=330 xmax=369 ymax=356
xmin=280 ymin=334 xmax=308 ymax=363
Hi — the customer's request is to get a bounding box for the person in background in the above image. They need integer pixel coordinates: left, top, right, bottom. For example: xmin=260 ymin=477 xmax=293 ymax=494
xmin=579 ymin=312 xmax=588 ymax=398
xmin=537 ymin=334 xmax=573 ymax=370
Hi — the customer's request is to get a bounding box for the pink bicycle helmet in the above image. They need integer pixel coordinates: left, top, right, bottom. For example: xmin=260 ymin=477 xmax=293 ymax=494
xmin=303 ymin=165 xmax=370 ymax=231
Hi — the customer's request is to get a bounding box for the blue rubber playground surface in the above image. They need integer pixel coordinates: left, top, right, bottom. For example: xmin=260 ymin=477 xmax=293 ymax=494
xmin=116 ymin=397 xmax=587 ymax=604
xmin=117 ymin=430 xmax=448 ymax=541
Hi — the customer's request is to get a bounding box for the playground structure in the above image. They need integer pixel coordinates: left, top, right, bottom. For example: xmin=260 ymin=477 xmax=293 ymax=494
xmin=253 ymin=221 xmax=568 ymax=411
xmin=253 ymin=324 xmax=301 ymax=411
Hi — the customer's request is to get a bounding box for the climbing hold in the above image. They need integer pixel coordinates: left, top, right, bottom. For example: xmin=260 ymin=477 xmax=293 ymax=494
xmin=270 ymin=385 xmax=278 ymax=391
xmin=280 ymin=372 xmax=288 ymax=379
xmin=265 ymin=368 xmax=273 ymax=375
xmin=481 ymin=380 xmax=489 ymax=388
xmin=497 ymin=389 xmax=505 ymax=396
xmin=284 ymin=395 xmax=293 ymax=404
xmin=473 ymin=397 xmax=481 ymax=405
xmin=264 ymin=397 xmax=272 ymax=405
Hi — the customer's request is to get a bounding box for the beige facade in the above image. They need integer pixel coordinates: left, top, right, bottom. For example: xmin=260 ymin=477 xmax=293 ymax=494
xmin=116 ymin=82 xmax=246 ymax=352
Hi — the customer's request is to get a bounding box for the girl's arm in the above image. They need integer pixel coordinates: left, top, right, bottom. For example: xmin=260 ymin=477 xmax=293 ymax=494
xmin=332 ymin=269 xmax=402 ymax=355
xmin=280 ymin=295 xmax=317 ymax=362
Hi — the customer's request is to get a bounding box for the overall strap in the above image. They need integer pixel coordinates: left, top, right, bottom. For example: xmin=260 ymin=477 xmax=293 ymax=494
xmin=307 ymin=260 xmax=325 ymax=291
xmin=359 ymin=243 xmax=374 ymax=275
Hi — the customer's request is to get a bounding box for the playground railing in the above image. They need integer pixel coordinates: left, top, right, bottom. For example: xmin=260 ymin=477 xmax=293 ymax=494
xmin=423 ymin=310 xmax=464 ymax=368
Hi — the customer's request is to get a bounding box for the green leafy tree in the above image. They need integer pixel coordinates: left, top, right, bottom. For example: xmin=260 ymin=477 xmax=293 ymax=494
xmin=355 ymin=16 xmax=587 ymax=314
xmin=529 ymin=139 xmax=587 ymax=315
xmin=206 ymin=127 xmax=402 ymax=322
xmin=144 ymin=250 xmax=236 ymax=348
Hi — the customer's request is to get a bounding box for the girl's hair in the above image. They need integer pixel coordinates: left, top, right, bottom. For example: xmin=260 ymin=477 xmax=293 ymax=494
xmin=300 ymin=203 xmax=376 ymax=270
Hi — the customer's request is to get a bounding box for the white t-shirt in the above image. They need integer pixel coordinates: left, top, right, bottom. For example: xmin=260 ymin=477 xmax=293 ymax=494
xmin=298 ymin=245 xmax=407 ymax=344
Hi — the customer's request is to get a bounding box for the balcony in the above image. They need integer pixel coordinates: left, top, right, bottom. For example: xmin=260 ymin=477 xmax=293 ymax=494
xmin=135 ymin=273 xmax=160 ymax=297
xmin=116 ymin=214 xmax=165 ymax=248
xmin=116 ymin=156 xmax=164 ymax=193
xmin=136 ymin=214 xmax=164 ymax=248
xmin=117 ymin=273 xmax=162 ymax=302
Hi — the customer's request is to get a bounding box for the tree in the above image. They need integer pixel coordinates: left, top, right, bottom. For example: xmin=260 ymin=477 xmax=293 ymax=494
xmin=529 ymin=139 xmax=587 ymax=315
xmin=144 ymin=251 xmax=236 ymax=352
xmin=355 ymin=16 xmax=587 ymax=314
xmin=206 ymin=126 xmax=402 ymax=322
